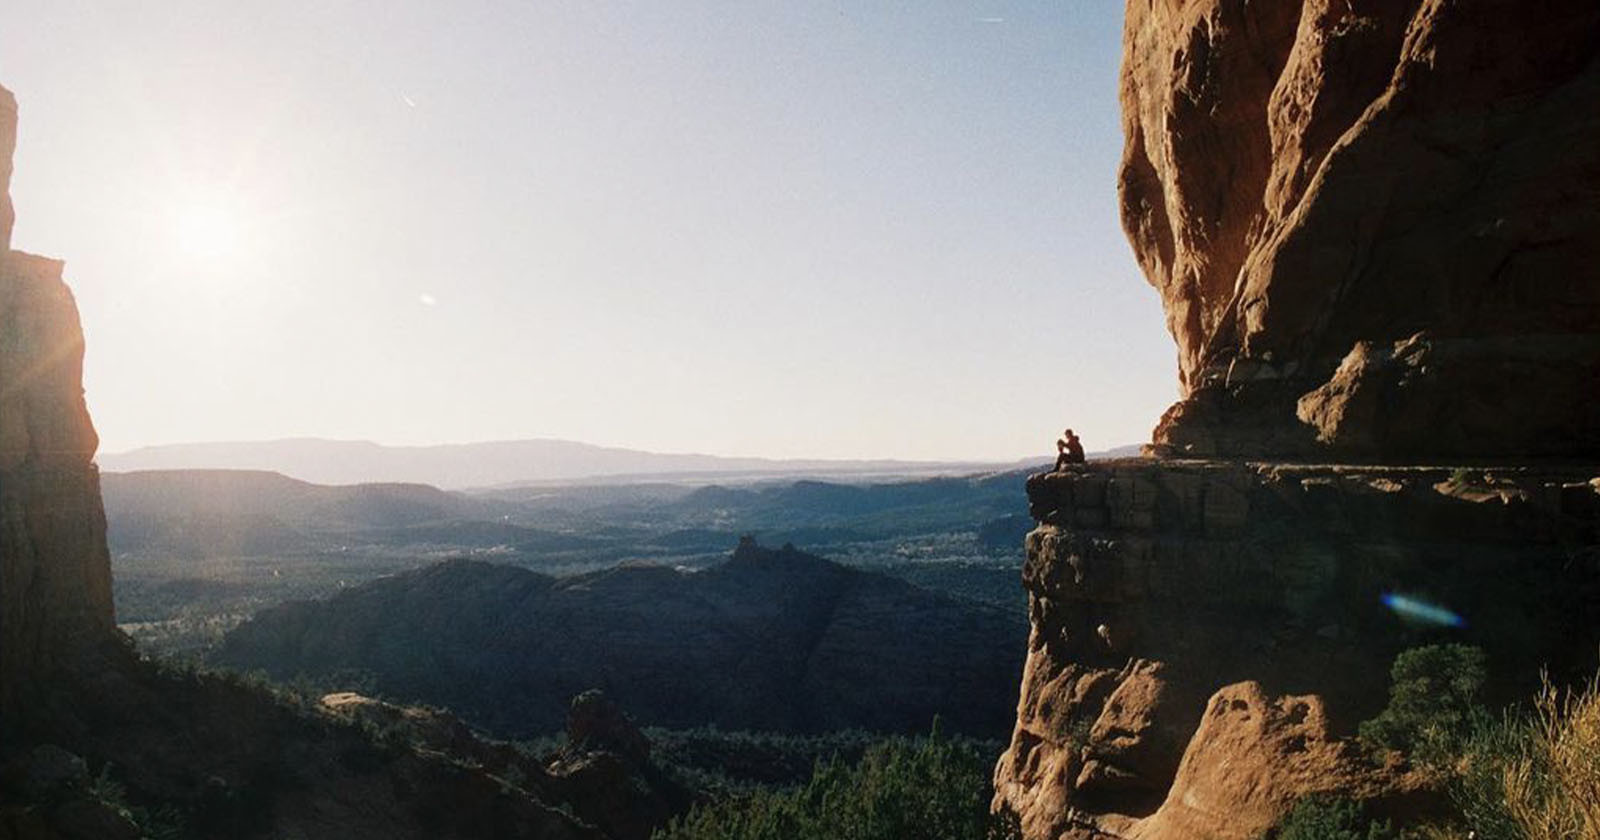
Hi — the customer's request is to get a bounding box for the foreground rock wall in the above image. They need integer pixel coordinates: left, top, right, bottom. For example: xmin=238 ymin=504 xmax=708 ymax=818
xmin=1120 ymin=0 xmax=1600 ymax=457
xmin=0 ymin=84 xmax=115 ymax=720
xmin=994 ymin=461 xmax=1600 ymax=839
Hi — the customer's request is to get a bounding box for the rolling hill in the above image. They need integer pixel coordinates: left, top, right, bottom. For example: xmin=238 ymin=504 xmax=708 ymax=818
xmin=213 ymin=541 xmax=1027 ymax=738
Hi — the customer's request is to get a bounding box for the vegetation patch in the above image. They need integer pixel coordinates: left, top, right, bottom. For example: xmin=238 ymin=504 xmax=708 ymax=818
xmin=653 ymin=728 xmax=1018 ymax=840
xmin=1359 ymin=644 xmax=1487 ymax=769
xmin=1263 ymin=796 xmax=1395 ymax=840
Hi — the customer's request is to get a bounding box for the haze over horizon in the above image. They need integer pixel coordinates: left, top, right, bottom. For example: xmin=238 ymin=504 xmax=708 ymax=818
xmin=95 ymin=434 xmax=1071 ymax=489
xmin=1 ymin=2 xmax=1178 ymax=461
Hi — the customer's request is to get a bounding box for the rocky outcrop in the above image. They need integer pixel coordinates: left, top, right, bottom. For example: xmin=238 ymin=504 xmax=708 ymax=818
xmin=1120 ymin=0 xmax=1600 ymax=458
xmin=994 ymin=461 xmax=1600 ymax=838
xmin=545 ymin=690 xmax=694 ymax=840
xmin=1127 ymin=683 xmax=1415 ymax=840
xmin=214 ymin=540 xmax=1025 ymax=737
xmin=0 ymin=83 xmax=115 ymax=722
xmin=1001 ymin=3 xmax=1600 ymax=833
xmin=318 ymin=690 xmax=692 ymax=840
xmin=564 ymin=690 xmax=651 ymax=765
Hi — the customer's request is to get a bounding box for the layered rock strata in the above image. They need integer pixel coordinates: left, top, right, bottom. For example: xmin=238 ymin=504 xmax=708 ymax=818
xmin=1120 ymin=0 xmax=1600 ymax=457
xmin=994 ymin=461 xmax=1600 ymax=838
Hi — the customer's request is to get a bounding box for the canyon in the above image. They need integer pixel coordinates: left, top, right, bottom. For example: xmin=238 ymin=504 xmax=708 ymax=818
xmin=3 ymin=0 xmax=1600 ymax=836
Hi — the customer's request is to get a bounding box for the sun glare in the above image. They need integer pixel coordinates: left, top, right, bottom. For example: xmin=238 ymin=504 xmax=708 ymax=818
xmin=170 ymin=203 xmax=243 ymax=264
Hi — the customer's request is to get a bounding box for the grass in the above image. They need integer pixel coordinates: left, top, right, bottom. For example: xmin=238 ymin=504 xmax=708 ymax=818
xmin=1500 ymin=674 xmax=1600 ymax=838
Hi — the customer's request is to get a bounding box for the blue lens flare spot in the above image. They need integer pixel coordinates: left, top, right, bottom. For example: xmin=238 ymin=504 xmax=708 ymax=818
xmin=1381 ymin=593 xmax=1464 ymax=628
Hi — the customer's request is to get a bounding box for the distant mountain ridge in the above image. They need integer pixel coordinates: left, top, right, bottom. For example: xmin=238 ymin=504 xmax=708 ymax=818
xmin=98 ymin=437 xmax=1028 ymax=489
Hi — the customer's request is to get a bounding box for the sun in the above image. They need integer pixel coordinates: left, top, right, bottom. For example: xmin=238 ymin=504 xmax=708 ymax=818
xmin=169 ymin=202 xmax=243 ymax=264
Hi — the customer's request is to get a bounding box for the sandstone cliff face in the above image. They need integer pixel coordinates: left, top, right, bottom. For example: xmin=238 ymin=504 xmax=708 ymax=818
xmin=994 ymin=461 xmax=1600 ymax=839
xmin=1121 ymin=0 xmax=1600 ymax=457
xmin=1003 ymin=4 xmax=1600 ymax=834
xmin=0 ymin=83 xmax=115 ymax=720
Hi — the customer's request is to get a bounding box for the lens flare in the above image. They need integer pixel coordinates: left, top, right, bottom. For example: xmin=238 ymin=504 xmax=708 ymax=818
xmin=1381 ymin=593 xmax=1464 ymax=628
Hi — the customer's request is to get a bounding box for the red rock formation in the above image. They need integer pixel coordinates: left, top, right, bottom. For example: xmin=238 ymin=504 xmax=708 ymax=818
xmin=1121 ymin=0 xmax=1600 ymax=458
xmin=993 ymin=460 xmax=1600 ymax=839
xmin=1127 ymin=683 xmax=1414 ymax=840
xmin=0 ymin=83 xmax=116 ymax=719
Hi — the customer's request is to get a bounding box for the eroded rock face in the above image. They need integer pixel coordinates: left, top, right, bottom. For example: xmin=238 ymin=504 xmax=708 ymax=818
xmin=1127 ymin=683 xmax=1409 ymax=840
xmin=994 ymin=461 xmax=1600 ymax=839
xmin=0 ymin=84 xmax=115 ymax=720
xmin=1121 ymin=0 xmax=1600 ymax=458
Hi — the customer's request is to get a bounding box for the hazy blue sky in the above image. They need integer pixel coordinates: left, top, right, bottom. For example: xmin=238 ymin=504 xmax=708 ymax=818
xmin=3 ymin=1 xmax=1176 ymax=461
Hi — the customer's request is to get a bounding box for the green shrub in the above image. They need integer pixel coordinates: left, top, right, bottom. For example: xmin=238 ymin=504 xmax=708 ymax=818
xmin=653 ymin=730 xmax=1018 ymax=840
xmin=1360 ymin=644 xmax=1488 ymax=768
xmin=1448 ymin=710 xmax=1531 ymax=839
xmin=1267 ymin=797 xmax=1396 ymax=840
xmin=640 ymin=726 xmax=884 ymax=792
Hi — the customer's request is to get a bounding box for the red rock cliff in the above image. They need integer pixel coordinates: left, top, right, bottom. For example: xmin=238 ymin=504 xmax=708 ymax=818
xmin=1120 ymin=0 xmax=1600 ymax=458
xmin=993 ymin=4 xmax=1600 ymax=837
xmin=0 ymin=83 xmax=116 ymax=718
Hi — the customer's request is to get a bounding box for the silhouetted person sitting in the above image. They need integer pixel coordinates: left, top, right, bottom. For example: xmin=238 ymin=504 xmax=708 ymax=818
xmin=1054 ymin=428 xmax=1086 ymax=471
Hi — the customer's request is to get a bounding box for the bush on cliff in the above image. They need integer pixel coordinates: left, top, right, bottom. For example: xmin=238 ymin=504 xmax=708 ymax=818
xmin=1444 ymin=674 xmax=1600 ymax=840
xmin=1265 ymin=796 xmax=1396 ymax=840
xmin=651 ymin=728 xmax=1018 ymax=840
xmin=1360 ymin=644 xmax=1488 ymax=768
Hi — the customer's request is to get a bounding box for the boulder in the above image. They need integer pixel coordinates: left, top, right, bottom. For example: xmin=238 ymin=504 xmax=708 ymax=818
xmin=1128 ymin=683 xmax=1411 ymax=840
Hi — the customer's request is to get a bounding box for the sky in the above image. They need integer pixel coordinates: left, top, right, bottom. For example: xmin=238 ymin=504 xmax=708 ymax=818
xmin=2 ymin=0 xmax=1177 ymax=462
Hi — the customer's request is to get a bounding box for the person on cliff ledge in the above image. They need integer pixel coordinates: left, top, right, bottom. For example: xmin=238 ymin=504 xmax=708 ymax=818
xmin=1054 ymin=428 xmax=1086 ymax=471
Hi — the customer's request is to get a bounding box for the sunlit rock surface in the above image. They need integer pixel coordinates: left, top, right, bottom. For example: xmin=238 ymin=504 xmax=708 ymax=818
xmin=1120 ymin=0 xmax=1600 ymax=458
xmin=1006 ymin=4 xmax=1600 ymax=831
xmin=994 ymin=461 xmax=1600 ymax=839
